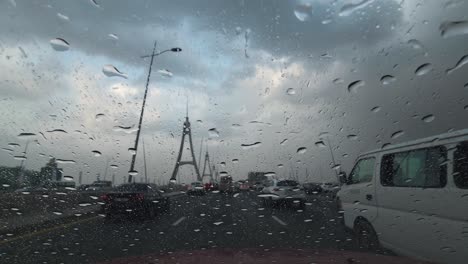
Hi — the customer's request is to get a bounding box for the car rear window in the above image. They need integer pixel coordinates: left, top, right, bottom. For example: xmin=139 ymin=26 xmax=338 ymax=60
xmin=116 ymin=184 xmax=148 ymax=192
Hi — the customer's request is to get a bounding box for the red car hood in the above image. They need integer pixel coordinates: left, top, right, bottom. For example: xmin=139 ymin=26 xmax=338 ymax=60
xmin=97 ymin=248 xmax=433 ymax=264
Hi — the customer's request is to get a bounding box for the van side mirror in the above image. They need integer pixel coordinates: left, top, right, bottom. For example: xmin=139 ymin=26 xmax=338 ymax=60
xmin=339 ymin=172 xmax=347 ymax=185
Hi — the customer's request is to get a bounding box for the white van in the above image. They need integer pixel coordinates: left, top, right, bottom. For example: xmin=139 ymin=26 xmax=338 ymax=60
xmin=337 ymin=129 xmax=468 ymax=264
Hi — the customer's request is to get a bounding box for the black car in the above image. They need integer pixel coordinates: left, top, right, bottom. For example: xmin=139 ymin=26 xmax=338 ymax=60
xmin=303 ymin=183 xmax=323 ymax=195
xmin=101 ymin=183 xmax=170 ymax=219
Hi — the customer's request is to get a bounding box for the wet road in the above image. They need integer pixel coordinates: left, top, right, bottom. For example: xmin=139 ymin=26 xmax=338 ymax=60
xmin=0 ymin=191 xmax=354 ymax=263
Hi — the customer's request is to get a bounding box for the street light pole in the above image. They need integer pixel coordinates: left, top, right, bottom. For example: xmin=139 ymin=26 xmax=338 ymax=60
xmin=128 ymin=41 xmax=182 ymax=183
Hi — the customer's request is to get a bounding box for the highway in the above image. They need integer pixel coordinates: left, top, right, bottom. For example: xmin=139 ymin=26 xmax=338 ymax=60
xmin=0 ymin=191 xmax=354 ymax=263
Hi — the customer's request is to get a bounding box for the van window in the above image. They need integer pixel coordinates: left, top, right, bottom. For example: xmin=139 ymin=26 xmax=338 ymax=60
xmin=348 ymin=158 xmax=375 ymax=184
xmin=380 ymin=146 xmax=447 ymax=188
xmin=453 ymin=142 xmax=468 ymax=189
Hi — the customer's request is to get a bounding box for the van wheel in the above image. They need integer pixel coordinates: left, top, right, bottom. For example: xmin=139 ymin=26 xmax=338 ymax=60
xmin=355 ymin=220 xmax=380 ymax=251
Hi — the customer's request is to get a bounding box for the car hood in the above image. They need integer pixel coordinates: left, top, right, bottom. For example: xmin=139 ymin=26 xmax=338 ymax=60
xmin=97 ymin=248 xmax=433 ymax=264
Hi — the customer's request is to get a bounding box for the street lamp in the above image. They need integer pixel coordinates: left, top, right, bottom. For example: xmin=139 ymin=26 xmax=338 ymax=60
xmin=128 ymin=41 xmax=182 ymax=183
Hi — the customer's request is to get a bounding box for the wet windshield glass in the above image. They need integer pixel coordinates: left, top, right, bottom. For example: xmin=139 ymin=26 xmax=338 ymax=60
xmin=1 ymin=0 xmax=467 ymax=264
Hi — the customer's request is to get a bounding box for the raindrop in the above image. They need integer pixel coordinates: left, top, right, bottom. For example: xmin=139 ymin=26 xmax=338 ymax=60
xmin=286 ymin=88 xmax=296 ymax=95
xmin=391 ymin=130 xmax=404 ymax=139
xmin=347 ymin=134 xmax=358 ymax=140
xmin=277 ymin=164 xmax=284 ymax=168
xmin=13 ymin=156 xmax=27 ymax=160
xmin=220 ymin=171 xmax=228 ymax=176
xmin=108 ymin=33 xmax=118 ymax=40
xmin=50 ymin=38 xmax=70 ymax=51
xmin=321 ymin=19 xmax=333 ymax=25
xmin=371 ymin=106 xmax=381 ymax=113
xmin=297 ymin=147 xmax=307 ymax=154
xmin=407 ymin=39 xmax=423 ymax=49
xmin=2 ymin=148 xmax=13 ymax=153
xmin=380 ymin=75 xmax=396 ymax=85
xmin=294 ymin=3 xmax=313 ymax=22
xmin=57 ymin=13 xmax=70 ymax=21
xmin=332 ymin=78 xmax=344 ymax=84
xmin=90 ymin=0 xmax=100 ymax=8
xmin=332 ymin=164 xmax=341 ymax=170
xmin=128 ymin=148 xmax=136 ymax=155
xmin=315 ymin=141 xmax=326 ymax=148
xmin=53 ymin=211 xmax=63 ymax=215
xmin=415 ymin=63 xmax=432 ymax=76
xmin=128 ymin=170 xmax=138 ymax=176
xmin=422 ymin=114 xmax=435 ymax=123
xmin=102 ymin=65 xmax=128 ymax=79
xmin=17 ymin=132 xmax=36 ymax=139
xmin=233 ymin=193 xmax=240 ymax=198
xmin=446 ymin=55 xmax=468 ymax=75
xmin=92 ymin=150 xmax=102 ymax=157
xmin=208 ymin=128 xmax=220 ymax=138
xmin=440 ymin=20 xmax=468 ymax=38
xmin=79 ymin=203 xmax=92 ymax=207
xmin=47 ymin=129 xmax=67 ymax=134
xmin=213 ymin=221 xmax=223 ymax=226
xmin=339 ymin=0 xmax=374 ymax=17
xmin=382 ymin=143 xmax=391 ymax=149
xmin=113 ymin=125 xmax=138 ymax=134
xmin=280 ymin=139 xmax=288 ymax=145
xmin=110 ymin=164 xmax=119 ymax=169
xmin=2 ymin=184 xmax=10 ymax=187
xmin=95 ymin=113 xmax=105 ymax=121
xmin=158 ymin=69 xmax=173 ymax=78
xmin=63 ymin=176 xmax=74 ymax=181
xmin=220 ymin=162 xmax=226 ymax=167
xmin=56 ymin=159 xmax=76 ymax=164
xmin=241 ymin=142 xmax=261 ymax=149
xmin=347 ymin=80 xmax=365 ymax=93
xmin=265 ymin=172 xmax=276 ymax=177
xmin=232 ymin=159 xmax=239 ymax=163
xmin=196 ymin=120 xmax=203 ymax=124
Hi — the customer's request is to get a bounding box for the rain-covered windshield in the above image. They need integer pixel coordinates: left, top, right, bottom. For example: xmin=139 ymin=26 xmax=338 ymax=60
xmin=1 ymin=0 xmax=467 ymax=264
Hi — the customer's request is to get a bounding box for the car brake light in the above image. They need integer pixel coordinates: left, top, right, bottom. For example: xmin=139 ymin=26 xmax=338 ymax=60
xmin=133 ymin=193 xmax=144 ymax=201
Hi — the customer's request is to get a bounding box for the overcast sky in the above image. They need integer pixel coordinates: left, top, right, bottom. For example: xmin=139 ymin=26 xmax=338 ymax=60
xmin=1 ymin=0 xmax=467 ymax=185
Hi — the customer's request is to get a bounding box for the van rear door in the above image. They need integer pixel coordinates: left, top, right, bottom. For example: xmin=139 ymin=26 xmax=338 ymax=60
xmin=340 ymin=157 xmax=378 ymax=228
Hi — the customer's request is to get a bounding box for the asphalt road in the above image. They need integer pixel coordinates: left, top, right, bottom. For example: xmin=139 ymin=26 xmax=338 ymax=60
xmin=0 ymin=191 xmax=355 ymax=264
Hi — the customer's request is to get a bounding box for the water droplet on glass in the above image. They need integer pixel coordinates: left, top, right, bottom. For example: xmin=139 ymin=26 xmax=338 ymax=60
xmin=315 ymin=141 xmax=326 ymax=148
xmin=241 ymin=142 xmax=261 ymax=150
xmin=92 ymin=150 xmax=102 ymax=157
xmin=220 ymin=171 xmax=228 ymax=176
xmin=63 ymin=176 xmax=74 ymax=181
xmin=128 ymin=148 xmax=136 ymax=155
xmin=196 ymin=120 xmax=203 ymax=124
xmin=53 ymin=211 xmax=63 ymax=215
xmin=265 ymin=172 xmax=276 ymax=177
xmin=286 ymin=88 xmax=296 ymax=95
xmin=110 ymin=164 xmax=119 ymax=169
xmin=208 ymin=128 xmax=220 ymax=138
xmin=348 ymin=80 xmax=365 ymax=93
xmin=102 ymin=64 xmax=128 ymax=79
xmin=347 ymin=134 xmax=358 ymax=140
xmin=47 ymin=129 xmax=67 ymax=134
xmin=422 ymin=114 xmax=435 ymax=123
xmin=371 ymin=106 xmax=381 ymax=113
xmin=339 ymin=0 xmax=374 ymax=17
xmin=391 ymin=130 xmax=405 ymax=139
xmin=17 ymin=132 xmax=36 ymax=139
xmin=13 ymin=155 xmax=27 ymax=160
xmin=380 ymin=75 xmax=396 ymax=85
xmin=277 ymin=164 xmax=284 ymax=168
xmin=415 ymin=63 xmax=432 ymax=76
xmin=158 ymin=69 xmax=173 ymax=78
xmin=235 ymin=26 xmax=242 ymax=35
xmin=333 ymin=78 xmax=344 ymax=84
xmin=108 ymin=33 xmax=119 ymax=40
xmin=407 ymin=39 xmax=423 ymax=49
xmin=57 ymin=13 xmax=70 ymax=21
xmin=90 ymin=0 xmax=100 ymax=8
xmin=332 ymin=164 xmax=341 ymax=170
xmin=213 ymin=221 xmax=223 ymax=226
xmin=440 ymin=20 xmax=468 ymax=38
xmin=446 ymin=54 xmax=468 ymax=75
xmin=297 ymin=147 xmax=307 ymax=154
xmin=294 ymin=3 xmax=312 ymax=22
xmin=321 ymin=19 xmax=333 ymax=25
xmin=56 ymin=159 xmax=76 ymax=164
xmin=95 ymin=113 xmax=105 ymax=121
xmin=50 ymin=38 xmax=70 ymax=51
xmin=280 ymin=139 xmax=288 ymax=145
xmin=128 ymin=170 xmax=138 ymax=176
xmin=232 ymin=159 xmax=239 ymax=163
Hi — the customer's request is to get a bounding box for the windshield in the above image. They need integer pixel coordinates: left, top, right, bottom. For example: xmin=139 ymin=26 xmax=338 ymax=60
xmin=1 ymin=1 xmax=467 ymax=264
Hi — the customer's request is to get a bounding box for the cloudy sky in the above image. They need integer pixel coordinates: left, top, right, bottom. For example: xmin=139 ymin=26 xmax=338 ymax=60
xmin=0 ymin=0 xmax=467 ymax=185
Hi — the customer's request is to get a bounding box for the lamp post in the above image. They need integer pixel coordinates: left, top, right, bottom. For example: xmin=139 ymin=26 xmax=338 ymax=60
xmin=128 ymin=41 xmax=181 ymax=183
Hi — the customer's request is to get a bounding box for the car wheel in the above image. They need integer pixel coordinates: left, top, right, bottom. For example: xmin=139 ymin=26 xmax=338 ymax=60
xmin=355 ymin=219 xmax=380 ymax=251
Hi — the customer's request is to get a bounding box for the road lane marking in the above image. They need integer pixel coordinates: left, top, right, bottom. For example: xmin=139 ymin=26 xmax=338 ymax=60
xmin=272 ymin=215 xmax=287 ymax=226
xmin=0 ymin=215 xmax=99 ymax=246
xmin=171 ymin=216 xmax=186 ymax=226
